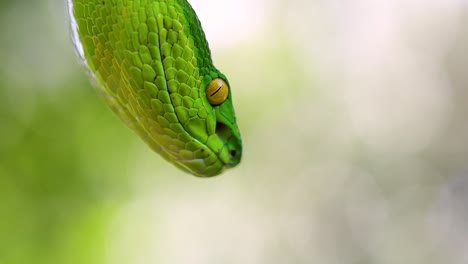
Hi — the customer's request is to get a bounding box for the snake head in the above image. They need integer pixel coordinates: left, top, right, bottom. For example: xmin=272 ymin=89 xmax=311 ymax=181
xmin=178 ymin=74 xmax=242 ymax=177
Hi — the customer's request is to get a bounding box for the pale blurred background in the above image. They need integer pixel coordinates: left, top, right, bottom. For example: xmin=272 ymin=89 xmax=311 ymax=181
xmin=1 ymin=0 xmax=468 ymax=263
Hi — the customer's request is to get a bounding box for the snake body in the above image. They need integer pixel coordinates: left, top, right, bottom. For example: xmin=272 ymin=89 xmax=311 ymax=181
xmin=67 ymin=0 xmax=242 ymax=177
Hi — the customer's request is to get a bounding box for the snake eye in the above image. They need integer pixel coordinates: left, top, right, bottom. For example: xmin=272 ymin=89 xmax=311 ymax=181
xmin=206 ymin=78 xmax=229 ymax=105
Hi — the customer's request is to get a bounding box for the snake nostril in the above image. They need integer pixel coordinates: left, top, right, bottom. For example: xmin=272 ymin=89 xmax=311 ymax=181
xmin=229 ymin=150 xmax=237 ymax=157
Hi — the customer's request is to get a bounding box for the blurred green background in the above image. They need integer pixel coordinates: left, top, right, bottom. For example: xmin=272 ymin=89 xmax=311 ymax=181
xmin=1 ymin=0 xmax=468 ymax=263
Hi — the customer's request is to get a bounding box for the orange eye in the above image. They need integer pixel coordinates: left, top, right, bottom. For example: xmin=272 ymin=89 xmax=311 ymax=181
xmin=206 ymin=78 xmax=229 ymax=105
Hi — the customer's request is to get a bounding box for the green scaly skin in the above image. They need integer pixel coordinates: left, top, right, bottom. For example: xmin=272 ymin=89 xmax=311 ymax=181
xmin=68 ymin=0 xmax=242 ymax=177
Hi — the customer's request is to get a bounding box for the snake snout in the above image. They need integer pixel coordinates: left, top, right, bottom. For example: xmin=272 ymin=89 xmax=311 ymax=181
xmin=215 ymin=121 xmax=242 ymax=167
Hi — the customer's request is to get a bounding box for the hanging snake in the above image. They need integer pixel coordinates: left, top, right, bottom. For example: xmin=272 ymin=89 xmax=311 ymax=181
xmin=67 ymin=0 xmax=242 ymax=177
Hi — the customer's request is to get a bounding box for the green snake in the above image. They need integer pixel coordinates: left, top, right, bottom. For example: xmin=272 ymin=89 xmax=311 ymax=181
xmin=67 ymin=0 xmax=242 ymax=177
